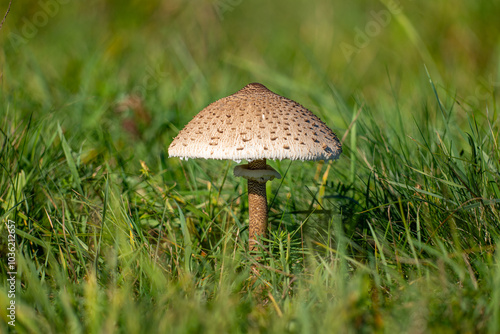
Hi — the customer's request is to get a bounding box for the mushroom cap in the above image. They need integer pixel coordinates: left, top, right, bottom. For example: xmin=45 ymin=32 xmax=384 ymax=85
xmin=168 ymin=83 xmax=342 ymax=162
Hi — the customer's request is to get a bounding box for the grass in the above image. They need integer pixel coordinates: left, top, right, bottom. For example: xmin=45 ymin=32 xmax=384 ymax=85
xmin=1 ymin=0 xmax=500 ymax=332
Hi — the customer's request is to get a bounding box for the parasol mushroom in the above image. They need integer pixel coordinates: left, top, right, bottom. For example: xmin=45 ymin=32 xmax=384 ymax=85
xmin=168 ymin=83 xmax=342 ymax=254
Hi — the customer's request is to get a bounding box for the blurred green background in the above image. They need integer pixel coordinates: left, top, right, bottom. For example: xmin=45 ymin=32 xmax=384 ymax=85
xmin=2 ymin=0 xmax=499 ymax=129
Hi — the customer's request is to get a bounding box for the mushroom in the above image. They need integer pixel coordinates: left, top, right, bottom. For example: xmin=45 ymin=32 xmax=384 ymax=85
xmin=168 ymin=83 xmax=342 ymax=255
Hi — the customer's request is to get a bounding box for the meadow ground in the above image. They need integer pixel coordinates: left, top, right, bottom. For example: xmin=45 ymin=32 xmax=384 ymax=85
xmin=1 ymin=1 xmax=499 ymax=333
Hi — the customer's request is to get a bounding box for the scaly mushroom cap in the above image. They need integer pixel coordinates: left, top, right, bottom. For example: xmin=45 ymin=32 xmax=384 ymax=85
xmin=168 ymin=83 xmax=342 ymax=161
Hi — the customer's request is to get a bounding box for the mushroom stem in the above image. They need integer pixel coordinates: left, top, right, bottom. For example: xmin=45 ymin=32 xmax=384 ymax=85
xmin=247 ymin=159 xmax=268 ymax=253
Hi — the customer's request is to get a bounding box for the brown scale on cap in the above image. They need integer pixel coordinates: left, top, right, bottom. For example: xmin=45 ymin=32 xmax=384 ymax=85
xmin=169 ymin=83 xmax=342 ymax=162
